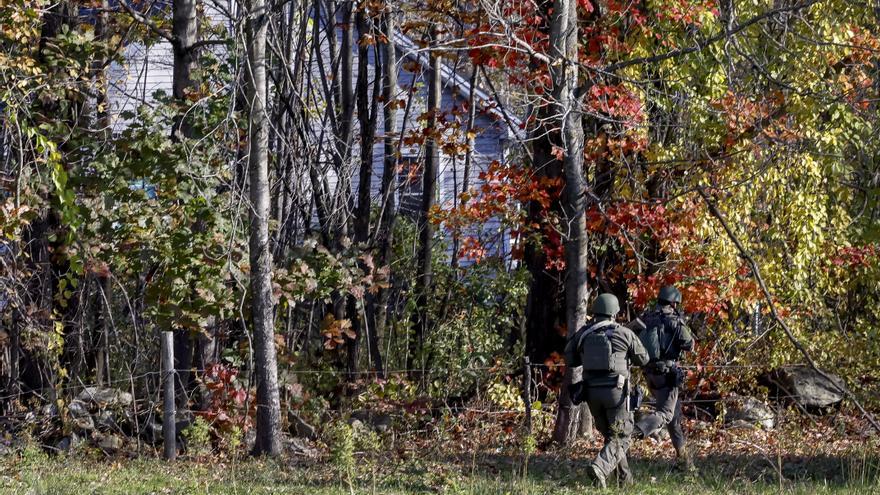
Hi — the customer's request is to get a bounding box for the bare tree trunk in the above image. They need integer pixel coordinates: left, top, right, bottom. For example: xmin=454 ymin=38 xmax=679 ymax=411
xmin=347 ymin=9 xmax=381 ymax=376
xmin=246 ymin=0 xmax=282 ymax=457
xmin=93 ymin=0 xmax=112 ymax=388
xmin=450 ymin=69 xmax=478 ymax=269
xmin=548 ymin=0 xmax=589 ymax=446
xmin=170 ymin=0 xmax=200 ymax=410
xmin=370 ymin=6 xmax=398 ymax=377
xmin=172 ymin=0 xmax=197 ymax=138
xmin=408 ymin=27 xmax=441 ymax=374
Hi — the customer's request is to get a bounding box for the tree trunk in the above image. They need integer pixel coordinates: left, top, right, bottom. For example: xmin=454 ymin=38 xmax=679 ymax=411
xmin=170 ymin=0 xmax=201 ymax=409
xmin=370 ymin=6 xmax=398 ymax=377
xmin=450 ymin=69 xmax=479 ymax=269
xmin=409 ymin=27 xmax=441 ymax=374
xmin=347 ymin=9 xmax=381 ymax=376
xmin=246 ymin=0 xmax=282 ymax=457
xmin=548 ymin=0 xmax=590 ymax=446
xmin=172 ymin=0 xmax=197 ymax=138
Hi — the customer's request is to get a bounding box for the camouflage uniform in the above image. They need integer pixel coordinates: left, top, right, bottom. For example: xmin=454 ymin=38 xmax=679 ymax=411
xmin=566 ymin=312 xmax=649 ymax=485
xmin=628 ymin=303 xmax=694 ymax=469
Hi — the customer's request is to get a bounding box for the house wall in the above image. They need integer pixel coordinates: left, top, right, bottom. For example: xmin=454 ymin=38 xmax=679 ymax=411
xmin=103 ymin=4 xmax=513 ymax=261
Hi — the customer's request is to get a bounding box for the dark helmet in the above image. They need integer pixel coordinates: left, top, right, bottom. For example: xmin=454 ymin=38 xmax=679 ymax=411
xmin=592 ymin=293 xmax=620 ymax=317
xmin=658 ymin=286 xmax=682 ymax=304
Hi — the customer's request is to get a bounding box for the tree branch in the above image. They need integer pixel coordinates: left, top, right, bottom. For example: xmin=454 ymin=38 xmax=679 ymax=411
xmin=575 ymin=0 xmax=824 ymax=96
xmin=118 ymin=0 xmax=174 ymax=44
xmin=697 ymin=186 xmax=880 ymax=434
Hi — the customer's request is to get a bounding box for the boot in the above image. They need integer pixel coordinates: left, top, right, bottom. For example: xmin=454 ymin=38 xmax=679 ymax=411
xmin=632 ymin=424 xmax=645 ymax=439
xmin=613 ymin=457 xmax=633 ymax=487
xmin=588 ymin=463 xmax=607 ymax=489
xmin=674 ymin=445 xmax=696 ymax=473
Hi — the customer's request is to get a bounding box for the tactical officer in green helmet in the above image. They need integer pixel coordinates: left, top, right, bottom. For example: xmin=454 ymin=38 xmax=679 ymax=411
xmin=564 ymin=293 xmax=649 ymax=488
xmin=627 ymin=285 xmax=696 ymax=472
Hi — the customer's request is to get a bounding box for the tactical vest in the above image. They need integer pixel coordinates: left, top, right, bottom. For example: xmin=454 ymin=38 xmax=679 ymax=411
xmin=578 ymin=320 xmax=627 ymax=375
xmin=639 ymin=310 xmax=683 ymax=362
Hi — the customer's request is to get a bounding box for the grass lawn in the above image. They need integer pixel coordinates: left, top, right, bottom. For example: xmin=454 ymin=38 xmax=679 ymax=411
xmin=1 ymin=447 xmax=878 ymax=495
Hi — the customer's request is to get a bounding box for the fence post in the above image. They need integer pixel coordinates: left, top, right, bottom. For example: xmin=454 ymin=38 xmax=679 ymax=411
xmin=161 ymin=330 xmax=176 ymax=460
xmin=522 ymin=356 xmax=532 ymax=435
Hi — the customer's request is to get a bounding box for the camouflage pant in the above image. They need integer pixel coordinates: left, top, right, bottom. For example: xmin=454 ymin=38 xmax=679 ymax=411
xmin=635 ymin=371 xmax=686 ymax=450
xmin=584 ymin=384 xmax=633 ymax=479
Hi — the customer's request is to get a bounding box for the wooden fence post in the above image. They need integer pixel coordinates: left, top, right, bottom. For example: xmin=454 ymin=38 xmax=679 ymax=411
xmin=161 ymin=330 xmax=176 ymax=460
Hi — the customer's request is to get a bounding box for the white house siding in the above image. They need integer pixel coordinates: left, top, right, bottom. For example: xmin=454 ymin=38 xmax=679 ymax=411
xmin=107 ymin=41 xmax=174 ymax=133
xmin=103 ymin=4 xmax=517 ymax=261
xmin=105 ymin=5 xmax=231 ymax=133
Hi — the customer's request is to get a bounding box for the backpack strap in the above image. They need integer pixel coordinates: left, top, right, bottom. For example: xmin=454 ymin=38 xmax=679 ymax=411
xmin=658 ymin=310 xmax=683 ymax=360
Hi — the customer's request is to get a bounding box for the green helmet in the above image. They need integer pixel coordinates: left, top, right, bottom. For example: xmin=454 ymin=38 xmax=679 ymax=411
xmin=592 ymin=293 xmax=620 ymax=317
xmin=658 ymin=286 xmax=682 ymax=304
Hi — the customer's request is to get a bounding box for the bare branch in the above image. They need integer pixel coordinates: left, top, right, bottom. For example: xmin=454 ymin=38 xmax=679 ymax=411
xmin=117 ymin=0 xmax=174 ymax=44
xmin=697 ymin=186 xmax=880 ymax=434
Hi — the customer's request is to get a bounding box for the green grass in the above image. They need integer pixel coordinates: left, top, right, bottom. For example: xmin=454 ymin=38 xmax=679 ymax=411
xmin=1 ymin=447 xmax=878 ymax=495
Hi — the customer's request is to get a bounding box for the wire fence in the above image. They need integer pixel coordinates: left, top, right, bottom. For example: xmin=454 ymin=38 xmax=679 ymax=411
xmin=0 ymin=361 xmax=820 ymax=412
xmin=0 ymin=355 xmax=864 ymax=463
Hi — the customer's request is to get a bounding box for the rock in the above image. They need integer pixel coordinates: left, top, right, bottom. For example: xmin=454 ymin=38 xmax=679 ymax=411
xmin=97 ymin=434 xmax=124 ymax=452
xmin=72 ymin=415 xmax=95 ymax=432
xmin=349 ymin=410 xmax=392 ymax=433
xmin=0 ymin=443 xmax=12 ymax=456
xmin=284 ymin=437 xmax=318 ymax=458
xmin=77 ymin=387 xmax=133 ymax=409
xmin=95 ymin=410 xmax=119 ymax=432
xmin=371 ymin=415 xmax=391 ymax=433
xmin=726 ymin=395 xmax=775 ymax=429
xmin=41 ymin=403 xmax=58 ymax=418
xmin=244 ymin=428 xmax=256 ymax=452
xmin=67 ymin=400 xmax=91 ymax=419
xmin=143 ymin=421 xmax=163 ymax=444
xmin=768 ymin=366 xmax=846 ymax=409
xmin=288 ymin=411 xmax=317 ymax=440
xmin=725 ymin=419 xmax=758 ymax=431
xmin=55 ymin=433 xmax=82 ymax=453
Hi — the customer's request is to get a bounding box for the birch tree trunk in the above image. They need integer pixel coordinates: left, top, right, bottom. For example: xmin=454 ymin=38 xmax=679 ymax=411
xmin=246 ymin=0 xmax=282 ymax=456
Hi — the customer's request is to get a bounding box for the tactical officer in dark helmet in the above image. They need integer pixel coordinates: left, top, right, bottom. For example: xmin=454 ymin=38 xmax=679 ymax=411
xmin=627 ymin=285 xmax=696 ymax=472
xmin=565 ymin=293 xmax=648 ymax=488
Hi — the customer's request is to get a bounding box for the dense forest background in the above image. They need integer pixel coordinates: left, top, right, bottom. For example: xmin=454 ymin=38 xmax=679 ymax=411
xmin=1 ymin=0 xmax=879 ymax=459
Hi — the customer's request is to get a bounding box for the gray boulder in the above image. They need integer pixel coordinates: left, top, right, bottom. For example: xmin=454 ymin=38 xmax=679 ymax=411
xmin=67 ymin=399 xmax=91 ymax=419
xmin=77 ymin=387 xmax=133 ymax=409
xmin=349 ymin=410 xmax=392 ymax=433
xmin=284 ymin=437 xmax=318 ymax=458
xmin=94 ymin=410 xmax=120 ymax=432
xmin=726 ymin=395 xmax=775 ymax=429
xmin=72 ymin=415 xmax=95 ymax=432
xmin=41 ymin=403 xmax=58 ymax=418
xmin=770 ymin=366 xmax=846 ymax=409
xmin=143 ymin=421 xmax=164 ymax=444
xmin=55 ymin=433 xmax=82 ymax=453
xmin=288 ymin=411 xmax=317 ymax=440
xmin=97 ymin=434 xmax=124 ymax=452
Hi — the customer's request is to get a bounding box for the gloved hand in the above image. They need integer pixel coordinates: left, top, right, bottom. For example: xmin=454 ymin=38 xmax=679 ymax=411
xmin=569 ymin=381 xmax=585 ymax=406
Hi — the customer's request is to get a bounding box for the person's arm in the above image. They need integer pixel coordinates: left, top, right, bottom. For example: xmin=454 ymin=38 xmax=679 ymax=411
xmin=627 ymin=328 xmax=650 ymax=367
xmin=564 ymin=330 xmax=583 ymax=368
xmin=677 ymin=320 xmax=694 ymax=352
